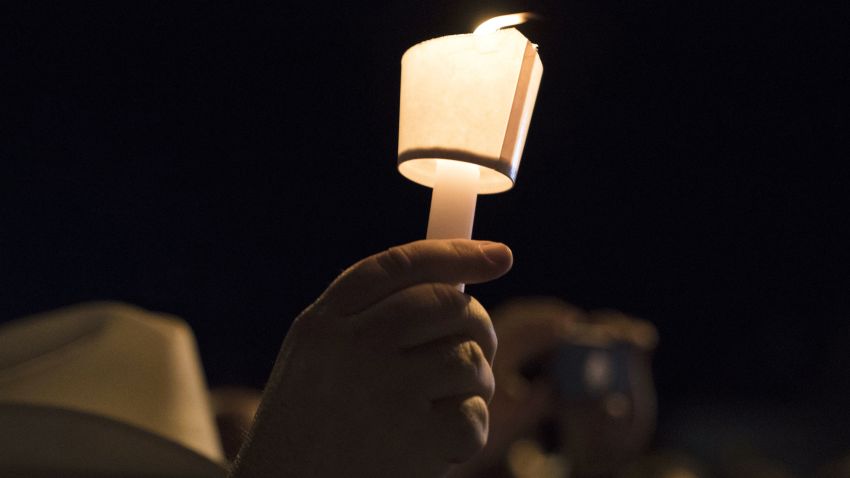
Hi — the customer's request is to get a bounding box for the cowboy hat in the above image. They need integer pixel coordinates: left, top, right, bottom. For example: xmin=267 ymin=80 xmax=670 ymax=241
xmin=0 ymin=302 xmax=226 ymax=477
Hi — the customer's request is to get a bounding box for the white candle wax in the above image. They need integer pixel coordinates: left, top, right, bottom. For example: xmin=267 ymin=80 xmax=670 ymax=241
xmin=426 ymin=159 xmax=481 ymax=291
xmin=426 ymin=159 xmax=481 ymax=241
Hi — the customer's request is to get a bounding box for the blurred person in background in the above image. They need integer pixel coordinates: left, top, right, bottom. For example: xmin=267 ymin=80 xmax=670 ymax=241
xmin=449 ymin=296 xmax=661 ymax=478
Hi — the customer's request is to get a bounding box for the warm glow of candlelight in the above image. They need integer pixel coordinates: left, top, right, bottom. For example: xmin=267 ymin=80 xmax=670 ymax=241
xmin=474 ymin=12 xmax=535 ymax=34
xmin=398 ymin=13 xmax=544 ymax=289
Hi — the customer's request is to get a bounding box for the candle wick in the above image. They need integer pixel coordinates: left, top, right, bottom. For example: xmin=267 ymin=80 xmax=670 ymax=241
xmin=473 ymin=12 xmax=541 ymax=35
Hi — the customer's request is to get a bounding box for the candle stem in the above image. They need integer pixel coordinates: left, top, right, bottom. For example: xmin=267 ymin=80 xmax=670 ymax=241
xmin=426 ymin=159 xmax=480 ymax=291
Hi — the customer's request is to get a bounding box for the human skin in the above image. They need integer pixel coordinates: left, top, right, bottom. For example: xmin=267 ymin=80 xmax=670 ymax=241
xmin=229 ymin=239 xmax=513 ymax=478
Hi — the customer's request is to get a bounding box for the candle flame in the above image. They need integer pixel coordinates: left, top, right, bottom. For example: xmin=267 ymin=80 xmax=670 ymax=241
xmin=473 ymin=12 xmax=536 ymax=34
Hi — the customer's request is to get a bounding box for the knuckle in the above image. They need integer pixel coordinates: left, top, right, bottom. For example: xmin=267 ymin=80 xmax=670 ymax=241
xmin=427 ymin=283 xmax=468 ymax=314
xmin=473 ymin=346 xmax=494 ymax=401
xmin=469 ymin=342 xmax=495 ymax=400
xmin=376 ymin=245 xmax=414 ymax=278
xmin=467 ymin=297 xmax=490 ymax=325
xmin=445 ymin=341 xmax=493 ymax=400
xmin=447 ymin=341 xmax=478 ymax=375
xmin=482 ymin=363 xmax=496 ymax=402
xmin=447 ymin=240 xmax=470 ymax=262
xmin=466 ymin=299 xmax=498 ymax=359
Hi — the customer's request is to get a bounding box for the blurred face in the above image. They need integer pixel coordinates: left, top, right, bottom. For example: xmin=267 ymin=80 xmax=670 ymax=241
xmin=554 ymin=346 xmax=656 ymax=477
xmin=485 ymin=299 xmax=658 ymax=478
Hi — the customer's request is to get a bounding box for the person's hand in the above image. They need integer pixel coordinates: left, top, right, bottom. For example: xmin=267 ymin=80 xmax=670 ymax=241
xmin=230 ymin=239 xmax=513 ymax=478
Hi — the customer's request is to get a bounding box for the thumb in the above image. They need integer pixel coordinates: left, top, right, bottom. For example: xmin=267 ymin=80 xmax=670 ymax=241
xmin=318 ymin=239 xmax=512 ymax=315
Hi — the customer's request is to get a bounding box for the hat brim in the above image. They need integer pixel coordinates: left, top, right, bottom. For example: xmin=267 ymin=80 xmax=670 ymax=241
xmin=0 ymin=403 xmax=227 ymax=478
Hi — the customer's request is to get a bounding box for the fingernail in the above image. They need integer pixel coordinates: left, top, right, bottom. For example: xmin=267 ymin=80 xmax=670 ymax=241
xmin=480 ymin=242 xmax=512 ymax=266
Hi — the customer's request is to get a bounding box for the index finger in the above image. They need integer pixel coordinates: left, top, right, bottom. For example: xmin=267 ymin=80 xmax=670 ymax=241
xmin=317 ymin=239 xmax=513 ymax=315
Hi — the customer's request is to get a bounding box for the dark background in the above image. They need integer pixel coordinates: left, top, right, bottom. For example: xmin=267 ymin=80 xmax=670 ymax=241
xmin=2 ymin=0 xmax=848 ymax=470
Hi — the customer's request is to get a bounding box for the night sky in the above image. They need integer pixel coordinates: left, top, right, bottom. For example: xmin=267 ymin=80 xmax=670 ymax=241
xmin=2 ymin=0 xmax=848 ymax=464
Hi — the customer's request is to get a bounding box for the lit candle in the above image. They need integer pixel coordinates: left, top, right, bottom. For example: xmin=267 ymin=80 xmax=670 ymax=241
xmin=397 ymin=13 xmax=544 ymax=288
